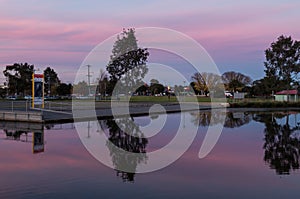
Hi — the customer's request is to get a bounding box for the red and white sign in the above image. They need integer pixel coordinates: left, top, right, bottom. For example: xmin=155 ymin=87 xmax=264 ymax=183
xmin=33 ymin=73 xmax=44 ymax=105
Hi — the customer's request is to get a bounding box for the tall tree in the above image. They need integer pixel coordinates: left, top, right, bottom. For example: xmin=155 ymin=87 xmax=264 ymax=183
xmin=44 ymin=67 xmax=60 ymax=96
xmin=264 ymin=35 xmax=300 ymax=92
xmin=106 ymin=28 xmax=149 ymax=95
xmin=3 ymin=63 xmax=34 ymax=96
xmin=222 ymin=71 xmax=252 ymax=92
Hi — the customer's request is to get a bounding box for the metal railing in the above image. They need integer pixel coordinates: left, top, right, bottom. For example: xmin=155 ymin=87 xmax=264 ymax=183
xmin=0 ymin=100 xmax=32 ymax=112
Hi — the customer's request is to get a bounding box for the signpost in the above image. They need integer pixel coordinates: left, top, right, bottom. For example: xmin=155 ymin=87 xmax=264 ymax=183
xmin=32 ymin=73 xmax=44 ymax=108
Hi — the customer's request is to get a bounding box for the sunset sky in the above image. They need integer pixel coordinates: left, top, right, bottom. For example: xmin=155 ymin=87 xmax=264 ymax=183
xmin=0 ymin=0 xmax=299 ymax=84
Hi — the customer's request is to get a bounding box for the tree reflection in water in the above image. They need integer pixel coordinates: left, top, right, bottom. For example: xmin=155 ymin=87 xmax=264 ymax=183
xmin=4 ymin=130 xmax=28 ymax=140
xmin=191 ymin=110 xmax=300 ymax=175
xmin=190 ymin=110 xmax=252 ymax=128
xmin=100 ymin=117 xmax=148 ymax=182
xmin=254 ymin=112 xmax=300 ymax=175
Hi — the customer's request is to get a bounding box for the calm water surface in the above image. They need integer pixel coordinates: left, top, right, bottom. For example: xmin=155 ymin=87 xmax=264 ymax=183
xmin=1 ymin=110 xmax=300 ymax=199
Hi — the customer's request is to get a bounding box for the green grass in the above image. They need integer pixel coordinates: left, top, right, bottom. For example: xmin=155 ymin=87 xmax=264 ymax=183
xmin=127 ymin=96 xmax=214 ymax=103
xmin=128 ymin=96 xmax=179 ymax=102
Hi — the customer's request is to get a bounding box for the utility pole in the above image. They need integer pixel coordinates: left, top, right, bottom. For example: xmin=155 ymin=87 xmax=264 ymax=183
xmin=87 ymin=65 xmax=92 ymax=96
xmin=48 ymin=76 xmax=50 ymax=97
xmin=183 ymin=80 xmax=186 ymax=101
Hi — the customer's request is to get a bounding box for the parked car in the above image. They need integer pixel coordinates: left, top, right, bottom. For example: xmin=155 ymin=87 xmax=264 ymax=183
xmin=225 ymin=92 xmax=233 ymax=98
xmin=6 ymin=96 xmax=16 ymax=100
xmin=24 ymin=95 xmax=32 ymax=100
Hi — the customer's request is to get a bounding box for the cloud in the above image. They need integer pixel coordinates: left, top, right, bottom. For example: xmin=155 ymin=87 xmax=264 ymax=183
xmin=0 ymin=0 xmax=300 ymax=82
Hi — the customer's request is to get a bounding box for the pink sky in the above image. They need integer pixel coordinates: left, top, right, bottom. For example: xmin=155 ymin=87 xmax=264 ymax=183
xmin=0 ymin=0 xmax=299 ymax=84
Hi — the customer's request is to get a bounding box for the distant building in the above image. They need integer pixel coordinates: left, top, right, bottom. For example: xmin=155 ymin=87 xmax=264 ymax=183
xmin=274 ymin=90 xmax=299 ymax=102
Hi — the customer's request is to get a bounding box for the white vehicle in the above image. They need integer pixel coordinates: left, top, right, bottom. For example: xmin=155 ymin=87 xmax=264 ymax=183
xmin=24 ymin=95 xmax=32 ymax=100
xmin=225 ymin=92 xmax=233 ymax=98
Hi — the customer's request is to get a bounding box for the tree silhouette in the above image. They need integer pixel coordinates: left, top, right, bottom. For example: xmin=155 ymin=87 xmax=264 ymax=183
xmin=222 ymin=71 xmax=252 ymax=92
xmin=107 ymin=28 xmax=149 ymax=96
xmin=264 ymin=35 xmax=300 ymax=92
xmin=191 ymin=72 xmax=224 ymax=97
xmin=3 ymin=63 xmax=34 ymax=96
xmin=44 ymin=67 xmax=60 ymax=96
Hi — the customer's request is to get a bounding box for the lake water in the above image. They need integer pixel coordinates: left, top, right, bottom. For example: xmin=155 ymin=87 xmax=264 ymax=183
xmin=1 ymin=110 xmax=300 ymax=199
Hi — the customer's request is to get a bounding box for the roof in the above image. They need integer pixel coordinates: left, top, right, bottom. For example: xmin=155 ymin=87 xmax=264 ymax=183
xmin=275 ymin=90 xmax=299 ymax=95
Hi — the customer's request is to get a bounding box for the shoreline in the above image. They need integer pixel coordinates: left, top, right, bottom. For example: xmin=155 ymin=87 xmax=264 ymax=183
xmin=42 ymin=103 xmax=300 ymax=123
xmin=0 ymin=101 xmax=300 ymax=124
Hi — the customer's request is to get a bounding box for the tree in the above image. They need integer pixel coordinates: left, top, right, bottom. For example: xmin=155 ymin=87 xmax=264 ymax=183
xmin=264 ymin=35 xmax=300 ymax=93
xmin=174 ymin=85 xmax=184 ymax=95
xmin=3 ymin=63 xmax=34 ymax=96
xmin=56 ymin=83 xmax=72 ymax=96
xmin=191 ymin=72 xmax=206 ymax=95
xmin=135 ymin=83 xmax=149 ymax=95
xmin=222 ymin=71 xmax=252 ymax=92
xmin=96 ymin=69 xmax=109 ymax=97
xmin=73 ymin=81 xmax=89 ymax=96
xmin=150 ymin=79 xmax=159 ymax=85
xmin=0 ymin=87 xmax=6 ymax=98
xmin=106 ymin=28 xmax=149 ymax=95
xmin=44 ymin=67 xmax=60 ymax=96
xmin=148 ymin=79 xmax=164 ymax=95
xmin=251 ymin=77 xmax=277 ymax=97
xmin=150 ymin=83 xmax=164 ymax=95
xmin=191 ymin=72 xmax=223 ymax=96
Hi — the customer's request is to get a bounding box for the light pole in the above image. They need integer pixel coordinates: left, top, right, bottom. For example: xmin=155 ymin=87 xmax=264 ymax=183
xmin=87 ymin=65 xmax=91 ymax=96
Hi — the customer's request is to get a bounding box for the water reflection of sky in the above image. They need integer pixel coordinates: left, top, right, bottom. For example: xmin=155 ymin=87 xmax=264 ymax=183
xmin=1 ymin=111 xmax=300 ymax=199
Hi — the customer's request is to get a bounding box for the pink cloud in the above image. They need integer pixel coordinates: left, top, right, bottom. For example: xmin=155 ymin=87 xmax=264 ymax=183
xmin=0 ymin=1 xmax=299 ymax=82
